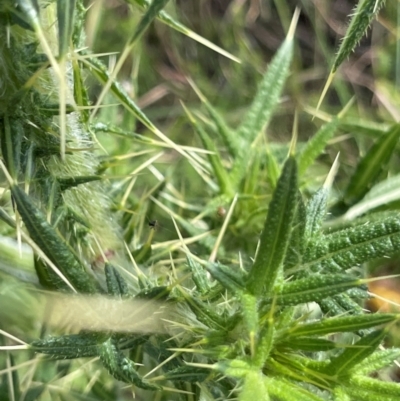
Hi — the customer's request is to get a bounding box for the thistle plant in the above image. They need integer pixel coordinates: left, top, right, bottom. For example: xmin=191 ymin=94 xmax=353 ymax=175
xmin=1 ymin=1 xmax=400 ymax=401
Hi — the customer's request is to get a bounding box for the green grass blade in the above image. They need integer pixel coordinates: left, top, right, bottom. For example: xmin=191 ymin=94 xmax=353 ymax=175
xmin=10 ymin=185 xmax=97 ymax=294
xmin=246 ymin=157 xmax=298 ymax=297
xmin=332 ymin=0 xmax=386 ymax=73
xmin=344 ymin=124 xmax=400 ymax=205
xmin=285 ymin=314 xmax=397 ymax=338
xmin=184 ymin=105 xmax=234 ymax=196
xmin=57 ymin=0 xmax=76 ymax=59
xmin=344 ymin=174 xmax=400 ymax=220
xmin=304 ymin=216 xmax=400 ymax=273
xmin=129 ymin=0 xmax=170 ymax=46
xmin=297 ymin=119 xmax=338 ymax=175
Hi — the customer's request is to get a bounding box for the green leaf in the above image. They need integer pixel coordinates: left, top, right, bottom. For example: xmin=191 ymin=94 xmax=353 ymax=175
xmin=128 ymin=0 xmax=240 ymax=62
xmin=298 ymin=119 xmax=339 ymax=175
xmin=278 ymin=337 xmax=336 ymax=352
xmin=284 ymin=192 xmax=306 ymax=270
xmin=285 ymin=314 xmax=398 ymax=338
xmin=266 ymin=377 xmax=326 ymax=401
xmin=0 ymin=116 xmax=23 ymax=179
xmin=239 ymin=370 xmax=269 ymax=401
xmin=274 ymin=274 xmax=361 ymax=305
xmin=344 ymin=124 xmax=400 ymax=205
xmin=188 ymin=113 xmax=234 ymax=196
xmin=129 ymin=0 xmax=170 ymax=46
xmin=344 ymin=174 xmax=400 ymax=220
xmin=231 ymin=35 xmax=294 ymax=185
xmin=348 ymin=374 xmax=400 ymax=397
xmin=246 ymin=157 xmax=298 ymax=296
xmin=31 ymin=332 xmax=105 ymax=359
xmin=57 ymin=176 xmax=101 ymax=191
xmin=355 ymin=348 xmax=400 ymax=375
xmin=187 ymin=255 xmax=212 ymax=295
xmin=206 ymin=262 xmax=245 ymax=293
xmin=332 ymin=0 xmax=386 ymax=72
xmin=105 ymin=264 xmax=129 ymax=298
xmin=304 ymin=216 xmax=400 ymax=273
xmin=305 ymin=187 xmax=329 ymax=242
xmin=10 ymin=185 xmax=97 ymax=293
xmin=99 ymin=337 xmax=160 ymax=390
xmin=57 ymin=0 xmax=76 ymax=58
xmin=327 ymin=329 xmax=385 ymax=376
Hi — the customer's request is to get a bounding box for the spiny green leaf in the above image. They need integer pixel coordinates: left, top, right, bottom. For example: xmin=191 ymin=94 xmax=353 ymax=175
xmin=31 ymin=332 xmax=106 ymax=359
xmin=239 ymin=370 xmax=269 ymax=401
xmin=206 ymin=262 xmax=245 ymax=293
xmin=332 ymin=0 xmax=386 ymax=72
xmin=187 ymin=255 xmax=212 ymax=295
xmin=105 ymin=264 xmax=129 ymax=298
xmin=246 ymin=157 xmax=298 ymax=296
xmin=344 ymin=385 xmax=400 ymax=401
xmin=57 ymin=0 xmax=76 ymax=58
xmin=163 ymin=366 xmax=210 ymax=383
xmin=57 ymin=176 xmax=101 ymax=191
xmin=274 ymin=274 xmax=361 ymax=305
xmin=284 ymin=313 xmax=397 ymax=338
xmin=11 ymin=185 xmax=97 ymax=293
xmin=283 ymin=192 xmax=306 ymax=270
xmin=265 ymin=376 xmax=327 ymax=401
xmin=305 ymin=187 xmax=329 ymax=242
xmin=304 ymin=216 xmax=400 ymax=273
xmin=99 ymin=337 xmax=161 ymax=390
xmin=231 ymin=36 xmax=294 ymax=185
xmin=344 ymin=124 xmax=400 ymax=205
xmin=298 ymin=118 xmax=339 ymax=175
xmin=355 ymin=348 xmax=400 ymax=375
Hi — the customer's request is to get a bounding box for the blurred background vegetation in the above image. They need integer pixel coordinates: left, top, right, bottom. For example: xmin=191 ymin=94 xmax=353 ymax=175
xmin=1 ymin=0 xmax=400 ymax=398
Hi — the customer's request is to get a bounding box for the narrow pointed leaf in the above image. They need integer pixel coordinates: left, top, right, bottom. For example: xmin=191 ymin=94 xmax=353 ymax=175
xmin=304 ymin=216 xmax=400 ymax=273
xmin=0 ymin=116 xmax=23 ymax=179
xmin=57 ymin=0 xmax=76 ymax=58
xmin=344 ymin=174 xmax=400 ymax=220
xmin=298 ymin=119 xmax=338 ymax=175
xmin=284 ymin=193 xmax=306 ymax=270
xmin=305 ymin=187 xmax=329 ymax=241
xmin=344 ymin=124 xmax=400 ymax=205
xmin=332 ymin=0 xmax=386 ymax=72
xmin=324 ymin=329 xmax=386 ymax=376
xmin=190 ymin=118 xmax=234 ymax=196
xmin=206 ymin=262 xmax=245 ymax=293
xmin=231 ymin=37 xmax=294 ymax=185
xmin=240 ymin=370 xmax=269 ymax=401
xmin=31 ymin=332 xmax=105 ymax=359
xmin=274 ymin=274 xmax=361 ymax=305
xmin=355 ymin=348 xmax=400 ymax=375
xmin=246 ymin=157 xmax=298 ymax=296
xmin=187 ymin=255 xmax=212 ymax=295
xmin=105 ymin=264 xmax=129 ymax=298
xmin=285 ymin=314 xmax=397 ymax=338
xmin=266 ymin=377 xmax=326 ymax=401
xmin=99 ymin=337 xmax=160 ymax=390
xmin=348 ymin=377 xmax=400 ymax=399
xmin=130 ymin=0 xmax=170 ymax=45
xmin=10 ymin=185 xmax=97 ymax=293
xmin=278 ymin=337 xmax=336 ymax=352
